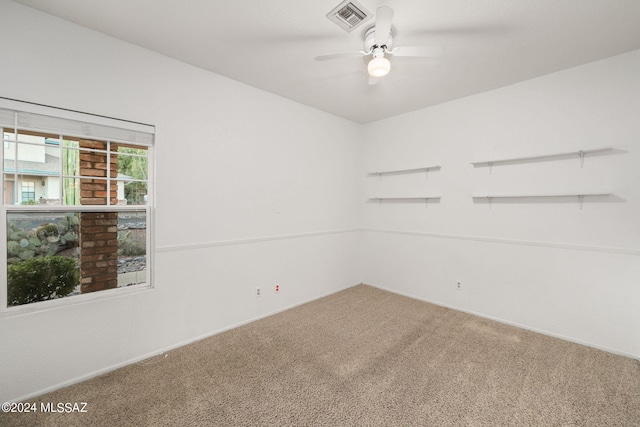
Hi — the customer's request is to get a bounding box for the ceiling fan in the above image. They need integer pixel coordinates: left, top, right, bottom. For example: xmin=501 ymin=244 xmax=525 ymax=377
xmin=315 ymin=6 xmax=443 ymax=85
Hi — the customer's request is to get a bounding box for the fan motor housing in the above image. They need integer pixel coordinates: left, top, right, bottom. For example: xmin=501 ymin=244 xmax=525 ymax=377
xmin=364 ymin=26 xmax=393 ymax=51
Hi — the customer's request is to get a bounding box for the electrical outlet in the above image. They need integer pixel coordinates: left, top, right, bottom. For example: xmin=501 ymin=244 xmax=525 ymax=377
xmin=456 ymin=280 xmax=461 ymax=290
xmin=256 ymin=287 xmax=261 ymax=297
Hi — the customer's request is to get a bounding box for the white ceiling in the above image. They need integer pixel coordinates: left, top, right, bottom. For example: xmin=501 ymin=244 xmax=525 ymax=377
xmin=13 ymin=0 xmax=640 ymax=124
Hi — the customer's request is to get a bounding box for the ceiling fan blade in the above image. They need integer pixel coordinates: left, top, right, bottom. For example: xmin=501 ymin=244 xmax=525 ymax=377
xmin=391 ymin=46 xmax=443 ymax=57
xmin=374 ymin=6 xmax=394 ymax=45
xmin=368 ymin=75 xmax=381 ymax=86
xmin=315 ymin=51 xmax=367 ymax=61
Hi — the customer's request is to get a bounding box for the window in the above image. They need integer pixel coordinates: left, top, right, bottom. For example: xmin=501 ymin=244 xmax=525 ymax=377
xmin=20 ymin=181 xmax=35 ymax=203
xmin=1 ymin=99 xmax=154 ymax=310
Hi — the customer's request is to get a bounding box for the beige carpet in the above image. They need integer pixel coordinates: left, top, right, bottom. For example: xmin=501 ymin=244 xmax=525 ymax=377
xmin=2 ymin=284 xmax=639 ymax=426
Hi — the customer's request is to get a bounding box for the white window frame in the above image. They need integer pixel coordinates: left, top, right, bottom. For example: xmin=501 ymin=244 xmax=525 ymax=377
xmin=0 ymin=98 xmax=155 ymax=314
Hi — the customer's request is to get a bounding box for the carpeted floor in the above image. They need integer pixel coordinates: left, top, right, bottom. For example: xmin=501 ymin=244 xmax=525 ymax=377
xmin=2 ymin=284 xmax=639 ymax=426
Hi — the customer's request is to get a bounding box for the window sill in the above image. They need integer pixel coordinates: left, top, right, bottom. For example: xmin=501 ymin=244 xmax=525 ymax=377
xmin=0 ymin=283 xmax=154 ymax=318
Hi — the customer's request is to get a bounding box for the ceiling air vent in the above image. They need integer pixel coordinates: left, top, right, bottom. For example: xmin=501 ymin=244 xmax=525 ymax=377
xmin=326 ymin=1 xmax=372 ymax=32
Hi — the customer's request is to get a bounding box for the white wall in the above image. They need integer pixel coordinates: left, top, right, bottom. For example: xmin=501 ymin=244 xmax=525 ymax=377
xmin=0 ymin=1 xmax=362 ymax=402
xmin=362 ymin=49 xmax=640 ymax=358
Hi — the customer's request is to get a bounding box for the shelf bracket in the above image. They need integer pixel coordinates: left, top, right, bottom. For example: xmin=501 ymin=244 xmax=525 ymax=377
xmin=579 ymin=150 xmax=585 ymax=168
xmin=488 ymin=162 xmax=493 ymax=175
xmin=578 ymin=194 xmax=584 ymax=210
xmin=487 ymin=196 xmax=493 ymax=209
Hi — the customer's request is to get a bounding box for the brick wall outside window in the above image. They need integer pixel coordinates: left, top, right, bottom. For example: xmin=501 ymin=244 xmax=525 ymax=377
xmin=78 ymin=140 xmax=119 ymax=293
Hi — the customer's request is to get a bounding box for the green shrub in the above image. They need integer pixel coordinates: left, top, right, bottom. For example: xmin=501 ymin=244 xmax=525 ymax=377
xmin=7 ymin=256 xmax=79 ymax=306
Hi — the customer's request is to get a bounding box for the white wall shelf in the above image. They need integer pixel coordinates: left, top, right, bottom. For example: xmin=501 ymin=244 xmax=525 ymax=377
xmin=367 ymin=164 xmax=441 ymax=205
xmin=369 ymin=196 xmax=441 ymax=201
xmin=367 ymin=164 xmax=441 ymax=176
xmin=471 ymin=147 xmax=613 ymax=171
xmin=369 ymin=196 xmax=441 ymax=207
xmin=472 ymin=192 xmax=612 ymax=209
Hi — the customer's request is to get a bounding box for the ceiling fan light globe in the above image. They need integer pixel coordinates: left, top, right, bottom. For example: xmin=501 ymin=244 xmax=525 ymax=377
xmin=368 ymin=56 xmax=390 ymax=77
